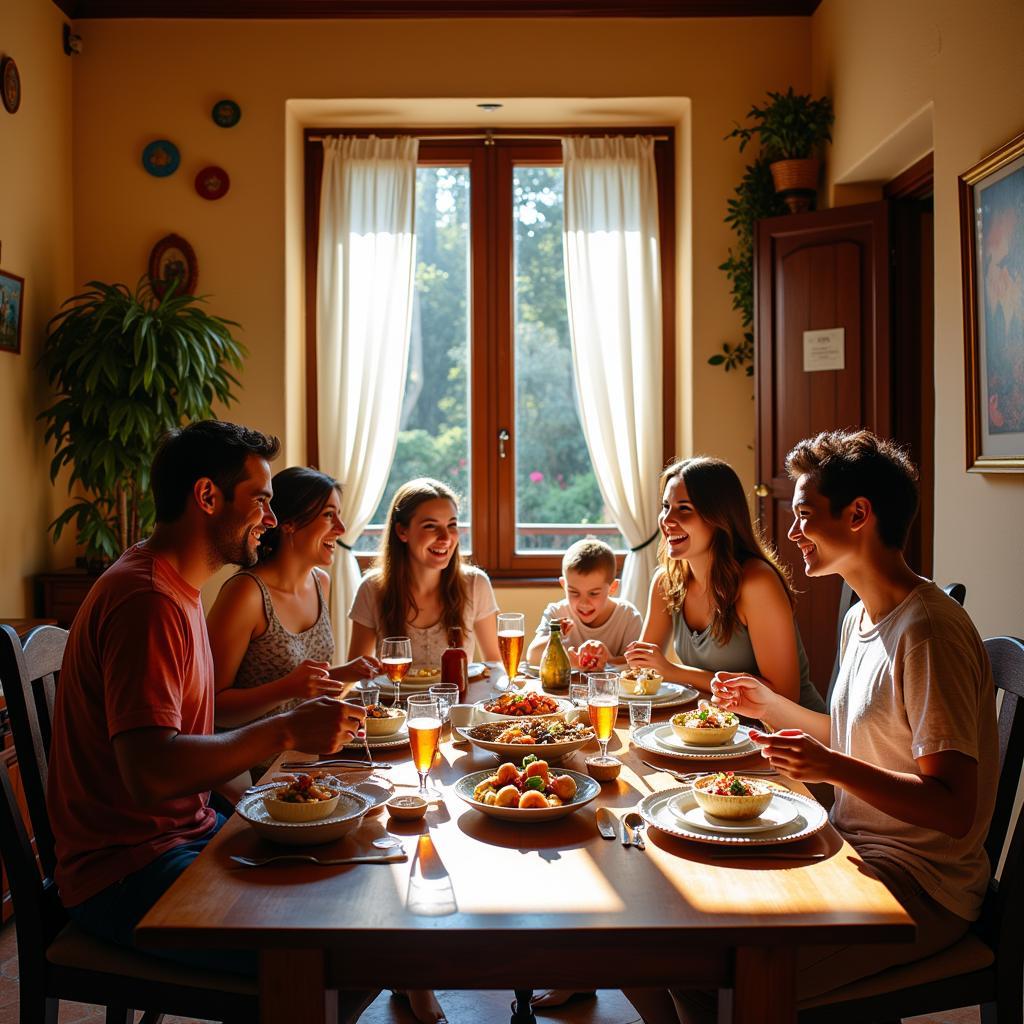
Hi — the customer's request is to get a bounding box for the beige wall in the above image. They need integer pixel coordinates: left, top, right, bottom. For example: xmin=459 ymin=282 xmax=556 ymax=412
xmin=812 ymin=0 xmax=1024 ymax=639
xmin=0 ymin=0 xmax=75 ymax=617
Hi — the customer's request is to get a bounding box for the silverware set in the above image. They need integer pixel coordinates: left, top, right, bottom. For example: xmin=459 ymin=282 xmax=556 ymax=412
xmin=280 ymin=758 xmax=392 ymax=771
xmin=596 ymin=807 xmax=648 ymax=850
xmin=639 ymin=760 xmax=779 ymax=784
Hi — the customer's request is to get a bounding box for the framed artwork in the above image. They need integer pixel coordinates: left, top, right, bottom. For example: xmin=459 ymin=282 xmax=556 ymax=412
xmin=195 ymin=165 xmax=230 ymax=200
xmin=212 ymin=99 xmax=241 ymax=128
xmin=960 ymin=127 xmax=1024 ymax=472
xmin=141 ymin=139 xmax=180 ymax=177
xmin=148 ymin=234 xmax=198 ymax=299
xmin=0 ymin=267 xmax=24 ymax=355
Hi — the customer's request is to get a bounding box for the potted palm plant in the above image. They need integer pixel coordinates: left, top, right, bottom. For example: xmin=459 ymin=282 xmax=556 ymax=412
xmin=726 ymin=88 xmax=835 ymax=213
xmin=40 ymin=278 xmax=246 ymax=566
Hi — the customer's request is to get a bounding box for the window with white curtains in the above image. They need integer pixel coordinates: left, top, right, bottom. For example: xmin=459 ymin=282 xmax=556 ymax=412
xmin=304 ymin=131 xmax=676 ymax=581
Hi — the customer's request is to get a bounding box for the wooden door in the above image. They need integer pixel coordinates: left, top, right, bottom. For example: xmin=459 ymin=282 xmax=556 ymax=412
xmin=754 ymin=201 xmax=892 ymax=696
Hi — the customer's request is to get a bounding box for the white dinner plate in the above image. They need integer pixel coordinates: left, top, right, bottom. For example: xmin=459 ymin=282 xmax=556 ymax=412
xmin=639 ymin=786 xmax=828 ymax=846
xmin=341 ymin=720 xmax=410 ymax=750
xmin=473 ymin=694 xmax=574 ymax=722
xmin=667 ymin=792 xmax=799 ymax=834
xmin=454 ymin=768 xmax=600 ymax=822
xmin=618 ymin=682 xmax=699 ymax=705
xmin=632 ymin=722 xmax=757 ymax=761
xmin=655 ymin=724 xmax=755 ymax=754
xmin=236 ymin=788 xmax=372 ymax=846
xmin=457 ymin=718 xmax=595 ymax=763
xmin=468 ymin=662 xmax=488 ymax=679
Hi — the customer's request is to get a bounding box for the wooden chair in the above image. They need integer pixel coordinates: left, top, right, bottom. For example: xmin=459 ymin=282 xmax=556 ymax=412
xmin=0 ymin=624 xmax=257 ymax=1024
xmin=801 ymin=634 xmax=1024 ymax=1024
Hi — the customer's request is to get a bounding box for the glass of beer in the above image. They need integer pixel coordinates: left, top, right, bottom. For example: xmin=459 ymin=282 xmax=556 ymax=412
xmin=406 ymin=694 xmax=443 ymax=796
xmin=587 ymin=672 xmax=620 ymax=764
xmin=380 ymin=636 xmax=412 ymax=708
xmin=497 ymin=612 xmax=525 ymax=691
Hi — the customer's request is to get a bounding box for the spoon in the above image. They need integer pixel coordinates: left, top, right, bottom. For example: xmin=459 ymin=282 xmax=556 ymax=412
xmin=624 ymin=811 xmax=647 ymax=851
xmin=372 ymin=836 xmax=404 ymax=850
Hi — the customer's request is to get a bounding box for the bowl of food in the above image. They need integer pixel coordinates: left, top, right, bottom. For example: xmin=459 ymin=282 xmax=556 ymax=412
xmin=619 ymin=667 xmax=663 ymax=696
xmin=691 ymin=772 xmax=773 ymax=821
xmin=474 ymin=692 xmax=572 ymax=722
xmin=363 ymin=704 xmax=408 ymax=737
xmin=262 ymin=774 xmax=342 ymax=822
xmin=454 ymin=756 xmax=600 ymax=821
xmin=459 ymin=716 xmax=595 ymax=763
xmin=671 ymin=701 xmax=739 ymax=745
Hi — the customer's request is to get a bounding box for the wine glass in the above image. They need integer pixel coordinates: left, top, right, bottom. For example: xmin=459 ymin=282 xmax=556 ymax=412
xmin=380 ymin=636 xmax=412 ymax=708
xmin=496 ymin=612 xmax=525 ymax=691
xmin=406 ymin=694 xmax=443 ymax=796
xmin=587 ymin=672 xmax=620 ymax=764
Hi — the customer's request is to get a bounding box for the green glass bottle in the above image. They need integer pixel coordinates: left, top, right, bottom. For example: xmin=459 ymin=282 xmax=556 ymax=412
xmin=540 ymin=618 xmax=572 ymax=693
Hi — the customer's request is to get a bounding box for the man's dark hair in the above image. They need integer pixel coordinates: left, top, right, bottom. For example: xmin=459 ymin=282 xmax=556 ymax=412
xmin=785 ymin=429 xmax=919 ymax=549
xmin=152 ymin=420 xmax=281 ymax=523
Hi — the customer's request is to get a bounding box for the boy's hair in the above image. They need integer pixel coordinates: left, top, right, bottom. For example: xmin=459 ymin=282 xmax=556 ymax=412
xmin=152 ymin=420 xmax=280 ymax=523
xmin=785 ymin=429 xmax=919 ymax=549
xmin=562 ymin=538 xmax=617 ymax=582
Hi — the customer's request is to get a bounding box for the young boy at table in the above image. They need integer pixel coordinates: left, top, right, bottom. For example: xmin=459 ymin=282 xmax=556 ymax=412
xmin=525 ymin=537 xmax=642 ymax=669
xmin=46 ymin=421 xmax=369 ymax=984
xmin=627 ymin=429 xmax=997 ymax=1023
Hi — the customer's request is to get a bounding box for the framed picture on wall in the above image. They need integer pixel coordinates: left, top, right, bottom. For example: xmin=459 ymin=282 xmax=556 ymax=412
xmin=148 ymin=233 xmax=198 ymax=300
xmin=959 ymin=127 xmax=1024 ymax=472
xmin=0 ymin=267 xmax=24 ymax=355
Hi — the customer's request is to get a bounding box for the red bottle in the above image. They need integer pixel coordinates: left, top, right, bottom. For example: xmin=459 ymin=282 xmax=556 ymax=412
xmin=441 ymin=626 xmax=469 ymax=694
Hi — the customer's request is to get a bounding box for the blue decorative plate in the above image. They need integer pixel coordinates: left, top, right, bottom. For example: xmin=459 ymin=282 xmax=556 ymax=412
xmin=141 ymin=139 xmax=180 ymax=177
xmin=211 ymin=99 xmax=241 ymax=128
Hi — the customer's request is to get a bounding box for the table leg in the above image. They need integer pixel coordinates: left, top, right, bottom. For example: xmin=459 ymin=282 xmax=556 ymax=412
xmin=718 ymin=946 xmax=796 ymax=1024
xmin=510 ymin=989 xmax=536 ymax=1024
xmin=260 ymin=949 xmax=338 ymax=1024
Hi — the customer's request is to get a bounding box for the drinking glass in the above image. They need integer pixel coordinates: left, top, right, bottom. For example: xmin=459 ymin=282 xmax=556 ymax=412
xmin=587 ymin=672 xmax=620 ymax=764
xmin=496 ymin=612 xmax=526 ymax=691
xmin=406 ymin=694 xmax=443 ymax=796
xmin=357 ymin=682 xmax=380 ymax=708
xmin=628 ymin=700 xmax=652 ymax=735
xmin=428 ymin=683 xmax=460 ymax=725
xmin=380 ymin=636 xmax=412 ymax=708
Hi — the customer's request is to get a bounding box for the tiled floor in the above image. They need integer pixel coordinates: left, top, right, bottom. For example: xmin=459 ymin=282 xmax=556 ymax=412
xmin=0 ymin=922 xmax=983 ymax=1023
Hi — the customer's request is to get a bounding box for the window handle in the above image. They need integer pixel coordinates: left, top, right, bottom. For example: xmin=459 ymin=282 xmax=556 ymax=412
xmin=498 ymin=428 xmax=510 ymax=459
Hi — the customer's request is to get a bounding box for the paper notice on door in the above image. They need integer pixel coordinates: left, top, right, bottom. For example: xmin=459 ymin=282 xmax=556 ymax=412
xmin=803 ymin=328 xmax=845 ymax=372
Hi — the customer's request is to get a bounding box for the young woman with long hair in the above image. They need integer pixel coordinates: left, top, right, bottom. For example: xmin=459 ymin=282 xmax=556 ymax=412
xmin=624 ymin=456 xmax=825 ymax=711
xmin=207 ymin=467 xmax=381 ymax=778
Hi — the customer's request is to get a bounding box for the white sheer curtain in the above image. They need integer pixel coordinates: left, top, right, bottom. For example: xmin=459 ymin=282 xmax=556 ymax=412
xmin=317 ymin=135 xmax=419 ymax=653
xmin=562 ymin=135 xmax=664 ymax=612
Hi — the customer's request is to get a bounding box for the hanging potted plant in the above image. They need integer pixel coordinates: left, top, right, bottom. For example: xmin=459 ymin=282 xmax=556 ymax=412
xmin=40 ymin=278 xmax=246 ymax=567
xmin=726 ymin=87 xmax=835 ymax=213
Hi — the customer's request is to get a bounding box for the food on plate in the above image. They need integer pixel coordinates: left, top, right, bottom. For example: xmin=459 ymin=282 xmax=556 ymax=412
xmin=691 ymin=771 xmax=773 ymax=820
xmin=620 ymin=667 xmax=663 ymax=695
xmin=263 ymin=773 xmax=341 ymax=822
xmin=577 ymin=643 xmax=607 ymax=672
xmin=363 ymin=703 xmax=407 ymax=736
xmin=410 ymin=666 xmax=440 ymax=679
xmin=670 ymin=701 xmax=739 ymax=745
xmin=482 ymin=691 xmax=561 ymax=717
xmin=467 ymin=718 xmax=594 ymax=746
xmin=471 ymin=755 xmax=578 ymax=809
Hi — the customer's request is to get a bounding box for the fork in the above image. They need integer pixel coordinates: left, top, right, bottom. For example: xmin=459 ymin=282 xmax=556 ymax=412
xmin=229 ymin=852 xmax=407 ymax=868
xmin=639 ymin=760 xmax=779 ymax=782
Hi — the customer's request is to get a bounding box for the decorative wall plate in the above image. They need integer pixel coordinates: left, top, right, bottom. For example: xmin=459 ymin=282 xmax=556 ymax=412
xmin=195 ymin=165 xmax=230 ymax=200
xmin=148 ymin=234 xmax=198 ymax=299
xmin=141 ymin=139 xmax=180 ymax=177
xmin=1 ymin=57 xmax=21 ymax=114
xmin=211 ymin=98 xmax=241 ymax=127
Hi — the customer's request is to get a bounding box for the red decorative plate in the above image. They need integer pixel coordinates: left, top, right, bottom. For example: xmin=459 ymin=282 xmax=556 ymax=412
xmin=194 ymin=165 xmax=230 ymax=200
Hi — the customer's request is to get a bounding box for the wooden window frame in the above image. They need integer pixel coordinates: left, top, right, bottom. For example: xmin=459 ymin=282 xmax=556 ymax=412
xmin=304 ymin=128 xmax=676 ymax=581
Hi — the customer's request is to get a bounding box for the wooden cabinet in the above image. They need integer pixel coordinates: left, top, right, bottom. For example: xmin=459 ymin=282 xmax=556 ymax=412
xmin=35 ymin=568 xmax=104 ymax=628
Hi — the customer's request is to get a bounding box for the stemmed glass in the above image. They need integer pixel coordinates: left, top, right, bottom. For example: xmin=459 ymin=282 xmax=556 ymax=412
xmin=587 ymin=672 xmax=620 ymax=764
xmin=496 ymin=612 xmax=525 ymax=691
xmin=406 ymin=694 xmax=443 ymax=796
xmin=380 ymin=636 xmax=412 ymax=708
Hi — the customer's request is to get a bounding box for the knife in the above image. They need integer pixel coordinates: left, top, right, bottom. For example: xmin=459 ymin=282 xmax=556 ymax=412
xmin=595 ymin=807 xmax=616 ymax=840
xmin=281 ymin=759 xmax=392 ymax=771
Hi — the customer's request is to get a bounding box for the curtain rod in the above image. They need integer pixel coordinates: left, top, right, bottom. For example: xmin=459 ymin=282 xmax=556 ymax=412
xmin=306 ymin=131 xmax=671 ymax=143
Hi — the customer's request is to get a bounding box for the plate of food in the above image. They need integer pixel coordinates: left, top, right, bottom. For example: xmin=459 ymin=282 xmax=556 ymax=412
xmin=619 ymin=667 xmax=664 ymax=696
xmin=236 ymin=776 xmax=372 ymax=845
xmin=468 ymin=662 xmax=489 ymax=680
xmin=639 ymin=784 xmax=827 ymax=846
xmin=458 ymin=716 xmax=595 ymax=762
xmin=632 ymin=721 xmax=756 ymax=760
xmin=669 ymin=773 xmax=798 ymax=833
xmin=454 ymin=757 xmax=600 ymax=822
xmin=474 ymin=691 xmax=572 ymax=721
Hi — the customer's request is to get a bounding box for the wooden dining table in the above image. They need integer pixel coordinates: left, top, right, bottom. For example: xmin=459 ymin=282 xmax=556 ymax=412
xmin=136 ymin=675 xmax=913 ymax=1024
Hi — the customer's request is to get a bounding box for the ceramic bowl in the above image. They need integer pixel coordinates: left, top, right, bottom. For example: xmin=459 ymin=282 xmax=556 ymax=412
xmin=262 ymin=787 xmax=341 ymax=822
xmin=691 ymin=774 xmax=773 ymax=821
xmin=386 ymin=794 xmax=428 ymax=821
xmin=619 ymin=669 xmax=663 ymax=696
xmin=670 ymin=710 xmax=740 ymax=746
xmin=364 ymin=706 xmax=408 ymax=737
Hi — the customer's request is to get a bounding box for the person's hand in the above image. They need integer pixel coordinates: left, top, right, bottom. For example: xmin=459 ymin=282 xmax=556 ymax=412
xmin=747 ymin=728 xmax=836 ymax=783
xmin=565 ymin=645 xmax=582 ymax=669
xmin=282 ymin=659 xmax=345 ymax=700
xmin=284 ymin=696 xmax=366 ymax=753
xmin=577 ymin=640 xmax=609 ymax=671
xmin=709 ymin=671 xmax=774 ymax=720
xmin=554 ymin=617 xmax=575 ymax=640
xmin=623 ymin=640 xmax=673 ymax=677
xmin=330 ymin=655 xmax=382 ymax=682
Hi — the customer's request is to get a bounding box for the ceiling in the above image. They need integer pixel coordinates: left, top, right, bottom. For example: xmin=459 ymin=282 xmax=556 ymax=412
xmin=53 ymin=0 xmax=821 ymax=19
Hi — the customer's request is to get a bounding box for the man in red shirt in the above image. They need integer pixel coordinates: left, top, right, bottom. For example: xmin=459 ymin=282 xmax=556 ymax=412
xmin=48 ymin=420 xmax=366 ymax=974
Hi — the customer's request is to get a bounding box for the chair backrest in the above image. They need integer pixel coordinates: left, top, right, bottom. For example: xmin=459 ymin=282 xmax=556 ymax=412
xmin=826 ymin=582 xmax=967 ymax=709
xmin=979 ymin=635 xmax=1024 ymax=955
xmin=0 ymin=624 xmax=68 ymax=879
